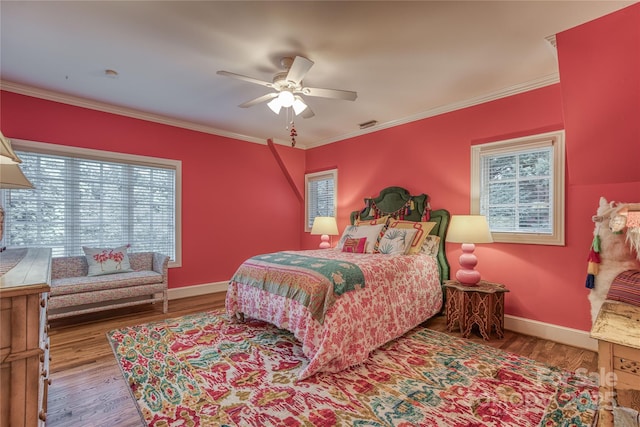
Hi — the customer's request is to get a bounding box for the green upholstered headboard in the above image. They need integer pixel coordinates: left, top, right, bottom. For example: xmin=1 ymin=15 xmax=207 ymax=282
xmin=349 ymin=186 xmax=450 ymax=282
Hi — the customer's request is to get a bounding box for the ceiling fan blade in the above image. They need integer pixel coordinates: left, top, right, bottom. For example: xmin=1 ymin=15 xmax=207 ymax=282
xmin=300 ymin=105 xmax=315 ymax=119
xmin=217 ymin=70 xmax=273 ymax=88
xmin=286 ymin=56 xmax=314 ymax=85
xmin=302 ymin=87 xmax=357 ymax=101
xmin=239 ymin=92 xmax=278 ymax=108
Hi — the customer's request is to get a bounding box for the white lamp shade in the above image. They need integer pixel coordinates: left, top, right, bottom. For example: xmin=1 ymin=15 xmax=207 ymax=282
xmin=0 ymin=132 xmax=21 ymax=165
xmin=267 ymin=97 xmax=282 ymax=114
xmin=0 ymin=163 xmax=34 ymax=189
xmin=446 ymin=215 xmax=493 ymax=244
xmin=292 ymin=97 xmax=308 ymax=115
xmin=311 ymin=216 xmax=339 ymax=236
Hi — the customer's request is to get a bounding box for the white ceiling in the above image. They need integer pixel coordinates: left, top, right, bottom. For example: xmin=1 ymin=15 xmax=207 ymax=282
xmin=1 ymin=1 xmax=635 ymax=148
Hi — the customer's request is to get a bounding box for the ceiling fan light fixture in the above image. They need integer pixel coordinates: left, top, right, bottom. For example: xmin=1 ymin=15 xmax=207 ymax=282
xmin=278 ymin=90 xmax=295 ymax=108
xmin=267 ymin=97 xmax=282 ymax=114
xmin=292 ymin=97 xmax=308 ymax=115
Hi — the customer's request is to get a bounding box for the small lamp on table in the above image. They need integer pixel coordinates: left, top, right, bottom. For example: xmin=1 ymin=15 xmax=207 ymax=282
xmin=1 ymin=131 xmax=35 ymax=250
xmin=445 ymin=215 xmax=493 ymax=286
xmin=311 ymin=216 xmax=339 ymax=249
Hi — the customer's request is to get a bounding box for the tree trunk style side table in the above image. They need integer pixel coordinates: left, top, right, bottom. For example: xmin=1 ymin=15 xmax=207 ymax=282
xmin=445 ymin=280 xmax=509 ymax=341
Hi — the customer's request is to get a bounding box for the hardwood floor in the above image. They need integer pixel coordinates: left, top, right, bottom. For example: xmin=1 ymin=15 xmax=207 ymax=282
xmin=46 ymin=292 xmax=602 ymax=426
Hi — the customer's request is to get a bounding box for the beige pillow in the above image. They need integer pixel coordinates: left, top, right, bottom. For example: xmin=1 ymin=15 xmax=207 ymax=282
xmin=421 ymin=235 xmax=441 ymax=257
xmin=355 ymin=215 xmax=389 ymax=226
xmin=377 ymin=228 xmax=418 ymax=255
xmin=387 ymin=220 xmax=437 ymax=255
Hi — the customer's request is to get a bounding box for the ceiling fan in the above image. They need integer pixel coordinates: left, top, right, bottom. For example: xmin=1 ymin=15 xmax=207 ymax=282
xmin=217 ymin=56 xmax=357 ymax=119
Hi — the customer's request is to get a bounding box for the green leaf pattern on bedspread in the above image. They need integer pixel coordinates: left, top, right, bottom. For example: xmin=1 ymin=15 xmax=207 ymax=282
xmin=230 ymin=251 xmax=365 ymax=323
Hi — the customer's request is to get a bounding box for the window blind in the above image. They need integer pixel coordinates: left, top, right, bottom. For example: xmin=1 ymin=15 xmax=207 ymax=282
xmin=1 ymin=150 xmax=177 ymax=259
xmin=480 ymin=146 xmax=553 ymax=234
xmin=305 ymin=171 xmax=336 ymax=230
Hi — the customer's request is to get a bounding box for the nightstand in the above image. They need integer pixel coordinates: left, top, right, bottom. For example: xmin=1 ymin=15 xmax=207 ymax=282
xmin=444 ymin=280 xmax=509 ymax=340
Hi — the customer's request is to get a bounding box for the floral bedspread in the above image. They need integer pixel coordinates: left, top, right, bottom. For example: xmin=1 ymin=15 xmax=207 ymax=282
xmin=226 ymin=249 xmax=443 ymax=379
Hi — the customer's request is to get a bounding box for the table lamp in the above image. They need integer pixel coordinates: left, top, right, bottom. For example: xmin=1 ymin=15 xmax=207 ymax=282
xmin=1 ymin=131 xmax=35 ymax=247
xmin=311 ymin=216 xmax=339 ymax=249
xmin=446 ymin=215 xmax=493 ymax=285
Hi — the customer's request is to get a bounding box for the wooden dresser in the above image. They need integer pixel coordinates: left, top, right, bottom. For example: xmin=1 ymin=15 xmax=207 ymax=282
xmin=590 ymin=301 xmax=640 ymax=426
xmin=0 ymin=248 xmax=52 ymax=427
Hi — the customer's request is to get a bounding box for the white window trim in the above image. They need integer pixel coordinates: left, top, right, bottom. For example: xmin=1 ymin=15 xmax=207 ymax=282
xmin=304 ymin=169 xmax=338 ymax=233
xmin=10 ymin=139 xmax=183 ymax=267
xmin=470 ymin=130 xmax=565 ymax=246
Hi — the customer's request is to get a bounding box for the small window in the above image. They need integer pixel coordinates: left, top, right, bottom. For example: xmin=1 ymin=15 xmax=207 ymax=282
xmin=305 ymin=169 xmax=337 ymax=232
xmin=1 ymin=139 xmax=182 ymax=265
xmin=471 ymin=130 xmax=565 ymax=245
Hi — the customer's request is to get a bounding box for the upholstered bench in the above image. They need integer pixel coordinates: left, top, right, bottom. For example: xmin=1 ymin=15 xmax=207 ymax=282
xmin=48 ymin=251 xmax=169 ymax=319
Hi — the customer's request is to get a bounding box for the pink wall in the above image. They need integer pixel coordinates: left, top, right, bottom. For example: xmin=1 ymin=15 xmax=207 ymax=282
xmin=304 ymin=3 xmax=640 ymax=332
xmin=1 ymin=91 xmax=304 ymax=289
xmin=558 ymin=3 xmax=640 ymax=186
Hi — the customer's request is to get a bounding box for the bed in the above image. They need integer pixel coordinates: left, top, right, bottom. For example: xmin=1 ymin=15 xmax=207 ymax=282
xmin=226 ymin=186 xmax=450 ymax=379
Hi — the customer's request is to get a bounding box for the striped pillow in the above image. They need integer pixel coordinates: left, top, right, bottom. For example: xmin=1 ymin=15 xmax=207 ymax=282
xmin=606 ymin=270 xmax=640 ymax=306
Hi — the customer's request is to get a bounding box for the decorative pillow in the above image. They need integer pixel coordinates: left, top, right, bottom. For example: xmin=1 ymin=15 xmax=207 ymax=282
xmin=341 ymin=237 xmax=367 ymax=253
xmin=387 ymin=220 xmax=437 ymax=255
xmin=355 ymin=215 xmax=390 ymax=227
xmin=606 ymin=269 xmax=640 ymax=306
xmin=83 ymin=245 xmax=133 ymax=276
xmin=420 ymin=235 xmax=441 ymax=257
xmin=336 ymin=223 xmax=386 ymax=253
xmin=377 ymin=228 xmax=418 ymax=255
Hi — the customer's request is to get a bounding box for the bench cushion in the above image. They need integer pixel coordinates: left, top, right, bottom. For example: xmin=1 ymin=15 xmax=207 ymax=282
xmin=51 ymin=270 xmax=163 ymax=296
xmin=48 ymin=283 xmax=166 ymax=311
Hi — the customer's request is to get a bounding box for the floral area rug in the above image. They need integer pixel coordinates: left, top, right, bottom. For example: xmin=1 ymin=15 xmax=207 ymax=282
xmin=107 ymin=310 xmax=598 ymax=427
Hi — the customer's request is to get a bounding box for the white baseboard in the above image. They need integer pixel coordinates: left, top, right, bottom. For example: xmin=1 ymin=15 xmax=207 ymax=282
xmin=504 ymin=314 xmax=598 ymax=352
xmin=168 ymin=281 xmax=229 ymax=300
xmin=168 ymin=283 xmax=598 ymax=352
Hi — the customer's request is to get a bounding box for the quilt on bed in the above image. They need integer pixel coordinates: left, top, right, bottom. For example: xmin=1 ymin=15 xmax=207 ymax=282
xmin=230 ymin=251 xmax=365 ymax=323
xmin=226 ymin=249 xmax=443 ymax=379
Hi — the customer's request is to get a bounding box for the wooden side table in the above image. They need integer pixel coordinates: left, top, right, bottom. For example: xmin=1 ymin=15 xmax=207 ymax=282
xmin=445 ymin=280 xmax=509 ymax=340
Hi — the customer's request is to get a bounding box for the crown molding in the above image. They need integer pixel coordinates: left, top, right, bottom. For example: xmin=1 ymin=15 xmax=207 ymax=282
xmin=304 ymin=73 xmax=560 ymax=149
xmin=0 ymin=80 xmax=294 ymax=147
xmin=2 ymin=74 xmax=559 ymax=150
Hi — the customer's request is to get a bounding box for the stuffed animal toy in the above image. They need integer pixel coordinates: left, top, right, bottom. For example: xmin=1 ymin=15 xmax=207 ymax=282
xmin=587 ymin=197 xmax=640 ymax=324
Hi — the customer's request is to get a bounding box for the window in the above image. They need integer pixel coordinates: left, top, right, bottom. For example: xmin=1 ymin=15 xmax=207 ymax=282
xmin=1 ymin=140 xmax=182 ymax=265
xmin=471 ymin=130 xmax=565 ymax=245
xmin=305 ymin=169 xmax=337 ymax=232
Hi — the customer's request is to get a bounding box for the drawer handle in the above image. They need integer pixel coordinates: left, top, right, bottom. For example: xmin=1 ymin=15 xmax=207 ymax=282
xmin=48 ymin=378 xmax=52 ymax=385
xmin=41 ymin=369 xmax=48 ymax=377
xmin=39 ymin=411 xmax=47 ymax=422
xmin=40 ymin=298 xmax=46 ymax=307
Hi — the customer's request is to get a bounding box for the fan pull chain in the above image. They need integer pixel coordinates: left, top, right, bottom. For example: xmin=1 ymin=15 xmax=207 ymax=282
xmin=284 ymin=108 xmax=297 ymax=147
xmin=290 ymin=121 xmax=297 ymax=147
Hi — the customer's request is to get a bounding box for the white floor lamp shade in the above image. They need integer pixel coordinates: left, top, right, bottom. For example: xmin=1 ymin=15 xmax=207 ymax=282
xmin=445 ymin=215 xmax=493 ymax=285
xmin=311 ymin=217 xmax=339 ymax=249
